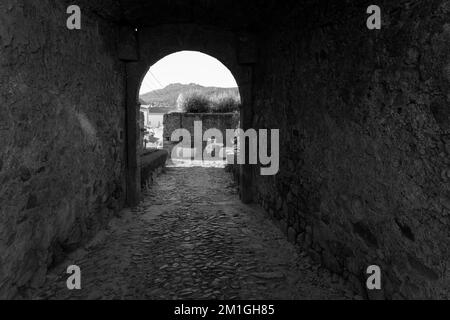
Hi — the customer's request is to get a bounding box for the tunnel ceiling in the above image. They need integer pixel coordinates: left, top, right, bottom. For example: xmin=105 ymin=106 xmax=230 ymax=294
xmin=119 ymin=0 xmax=278 ymax=29
xmin=79 ymin=0 xmax=309 ymax=31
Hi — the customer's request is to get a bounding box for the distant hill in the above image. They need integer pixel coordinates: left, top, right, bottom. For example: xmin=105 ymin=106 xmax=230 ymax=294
xmin=140 ymin=83 xmax=239 ymax=113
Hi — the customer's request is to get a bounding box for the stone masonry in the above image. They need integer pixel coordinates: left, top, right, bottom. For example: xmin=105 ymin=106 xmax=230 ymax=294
xmin=251 ymin=0 xmax=450 ymax=299
xmin=30 ymin=166 xmax=358 ymax=300
xmin=0 ymin=0 xmax=126 ymax=298
xmin=163 ymin=113 xmax=240 ymax=144
xmin=0 ymin=0 xmax=449 ymax=299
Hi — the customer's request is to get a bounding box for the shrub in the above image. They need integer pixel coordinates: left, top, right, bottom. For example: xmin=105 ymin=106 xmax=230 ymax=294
xmin=179 ymin=91 xmax=211 ymax=113
xmin=178 ymin=90 xmax=241 ymax=113
xmin=210 ymin=93 xmax=241 ymax=113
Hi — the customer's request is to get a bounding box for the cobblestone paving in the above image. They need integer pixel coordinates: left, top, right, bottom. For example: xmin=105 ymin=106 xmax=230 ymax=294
xmin=32 ymin=166 xmax=358 ymax=300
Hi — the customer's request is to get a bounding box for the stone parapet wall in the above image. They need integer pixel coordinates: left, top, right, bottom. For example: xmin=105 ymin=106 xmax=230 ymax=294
xmin=140 ymin=149 xmax=168 ymax=189
xmin=163 ymin=113 xmax=240 ymax=149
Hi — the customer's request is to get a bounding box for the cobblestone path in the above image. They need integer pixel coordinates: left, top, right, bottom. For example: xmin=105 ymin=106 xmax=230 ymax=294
xmin=32 ymin=166 xmax=357 ymax=300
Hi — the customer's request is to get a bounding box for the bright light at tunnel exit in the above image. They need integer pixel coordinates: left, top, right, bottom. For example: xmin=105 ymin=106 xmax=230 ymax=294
xmin=139 ymin=51 xmax=239 ymax=94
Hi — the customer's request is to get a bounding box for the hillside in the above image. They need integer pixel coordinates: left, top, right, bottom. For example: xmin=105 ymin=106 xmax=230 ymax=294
xmin=140 ymin=83 xmax=239 ymax=113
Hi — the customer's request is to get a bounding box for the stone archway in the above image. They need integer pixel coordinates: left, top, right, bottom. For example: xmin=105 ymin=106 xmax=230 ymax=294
xmin=121 ymin=24 xmax=257 ymax=206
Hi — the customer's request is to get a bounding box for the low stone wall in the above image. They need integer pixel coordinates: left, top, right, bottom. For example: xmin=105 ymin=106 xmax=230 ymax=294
xmin=140 ymin=149 xmax=168 ymax=189
xmin=163 ymin=113 xmax=240 ymax=149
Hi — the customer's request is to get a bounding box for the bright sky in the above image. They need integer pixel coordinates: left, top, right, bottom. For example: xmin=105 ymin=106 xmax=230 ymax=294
xmin=139 ymin=51 xmax=238 ymax=95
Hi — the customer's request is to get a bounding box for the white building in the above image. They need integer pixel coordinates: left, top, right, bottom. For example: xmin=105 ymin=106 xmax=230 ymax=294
xmin=140 ymin=104 xmax=151 ymax=127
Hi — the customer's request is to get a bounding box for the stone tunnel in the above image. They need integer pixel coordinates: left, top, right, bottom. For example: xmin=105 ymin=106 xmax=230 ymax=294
xmin=0 ymin=0 xmax=449 ymax=299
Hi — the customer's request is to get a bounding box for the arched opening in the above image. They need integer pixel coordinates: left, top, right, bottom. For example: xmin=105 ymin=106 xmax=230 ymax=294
xmin=124 ymin=24 xmax=254 ymax=206
xmin=138 ymin=51 xmax=241 ymax=168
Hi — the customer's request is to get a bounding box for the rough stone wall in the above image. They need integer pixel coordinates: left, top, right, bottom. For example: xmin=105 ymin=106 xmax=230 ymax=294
xmin=164 ymin=113 xmax=240 ymax=145
xmin=0 ymin=0 xmax=126 ymax=298
xmin=252 ymin=0 xmax=450 ymax=299
xmin=163 ymin=113 xmax=183 ymax=143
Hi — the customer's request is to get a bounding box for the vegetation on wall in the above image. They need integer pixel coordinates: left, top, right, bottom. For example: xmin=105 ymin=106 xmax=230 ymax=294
xmin=178 ymin=90 xmax=241 ymax=113
xmin=140 ymin=83 xmax=240 ymax=113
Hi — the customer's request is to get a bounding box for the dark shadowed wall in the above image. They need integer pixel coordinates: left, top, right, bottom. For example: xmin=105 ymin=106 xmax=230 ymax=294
xmin=0 ymin=0 xmax=126 ymax=298
xmin=0 ymin=0 xmax=448 ymax=300
xmin=252 ymin=0 xmax=449 ymax=299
